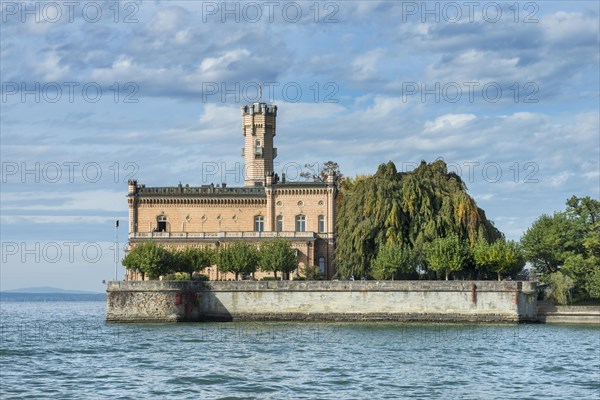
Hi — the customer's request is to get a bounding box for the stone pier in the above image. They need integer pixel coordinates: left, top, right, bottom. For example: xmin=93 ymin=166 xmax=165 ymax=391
xmin=106 ymin=280 xmax=538 ymax=323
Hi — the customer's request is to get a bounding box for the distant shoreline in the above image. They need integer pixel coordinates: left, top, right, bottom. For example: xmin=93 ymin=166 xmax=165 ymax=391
xmin=1 ymin=292 xmax=106 ymax=302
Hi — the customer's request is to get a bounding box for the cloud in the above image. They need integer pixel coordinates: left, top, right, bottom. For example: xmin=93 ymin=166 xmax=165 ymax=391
xmin=1 ymin=190 xmax=125 ymax=213
xmin=351 ymin=48 xmax=386 ymax=81
xmin=424 ymin=113 xmax=477 ymax=132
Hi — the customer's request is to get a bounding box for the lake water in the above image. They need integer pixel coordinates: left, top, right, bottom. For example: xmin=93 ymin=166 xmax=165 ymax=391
xmin=1 ymin=299 xmax=599 ymax=399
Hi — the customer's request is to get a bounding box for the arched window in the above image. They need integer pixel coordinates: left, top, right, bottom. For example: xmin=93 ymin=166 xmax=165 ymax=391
xmin=276 ymin=215 xmax=283 ymax=232
xmin=254 ymin=215 xmax=264 ymax=232
xmin=295 ymin=215 xmax=306 ymax=232
xmin=156 ymin=215 xmax=167 ymax=232
xmin=319 ymin=257 xmax=326 ymax=275
xmin=318 ymin=215 xmax=325 ymax=233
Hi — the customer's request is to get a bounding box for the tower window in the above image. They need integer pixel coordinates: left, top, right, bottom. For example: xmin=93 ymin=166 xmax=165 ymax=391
xmin=318 ymin=215 xmax=325 ymax=233
xmin=276 ymin=215 xmax=283 ymax=232
xmin=254 ymin=215 xmax=264 ymax=232
xmin=295 ymin=215 xmax=306 ymax=232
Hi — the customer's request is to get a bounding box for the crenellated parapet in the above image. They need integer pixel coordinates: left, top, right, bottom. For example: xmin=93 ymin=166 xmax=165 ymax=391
xmin=240 ymin=102 xmax=277 ymax=116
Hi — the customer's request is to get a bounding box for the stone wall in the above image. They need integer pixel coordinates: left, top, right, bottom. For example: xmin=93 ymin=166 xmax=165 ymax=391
xmin=106 ymin=280 xmax=538 ymax=323
xmin=537 ymin=301 xmax=600 ymax=324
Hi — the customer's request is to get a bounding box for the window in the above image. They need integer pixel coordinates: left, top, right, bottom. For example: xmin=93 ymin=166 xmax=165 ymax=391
xmin=295 ymin=215 xmax=306 ymax=232
xmin=318 ymin=215 xmax=325 ymax=233
xmin=157 ymin=215 xmax=167 ymax=232
xmin=319 ymin=257 xmax=326 ymax=275
xmin=255 ymin=139 xmax=261 ymax=147
xmin=276 ymin=215 xmax=283 ymax=232
xmin=254 ymin=215 xmax=264 ymax=232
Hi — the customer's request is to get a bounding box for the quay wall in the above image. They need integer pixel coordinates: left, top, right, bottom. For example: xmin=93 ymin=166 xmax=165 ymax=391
xmin=536 ymin=301 xmax=600 ymax=324
xmin=106 ymin=280 xmax=538 ymax=323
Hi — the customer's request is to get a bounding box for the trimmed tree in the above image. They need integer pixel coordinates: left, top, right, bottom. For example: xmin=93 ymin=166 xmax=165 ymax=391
xmin=474 ymin=239 xmax=526 ymax=281
xmin=216 ymin=241 xmax=259 ymax=280
xmin=425 ymin=234 xmax=470 ymax=280
xmin=122 ymin=241 xmax=171 ymax=280
xmin=176 ymin=246 xmax=214 ymax=279
xmin=371 ymin=242 xmax=414 ymax=280
xmin=259 ymin=239 xmax=298 ymax=279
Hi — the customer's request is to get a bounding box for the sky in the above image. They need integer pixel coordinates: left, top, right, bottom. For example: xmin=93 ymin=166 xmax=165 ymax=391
xmin=1 ymin=0 xmax=599 ymax=292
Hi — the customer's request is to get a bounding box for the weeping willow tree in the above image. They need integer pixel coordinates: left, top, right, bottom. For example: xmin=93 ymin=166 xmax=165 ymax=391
xmin=335 ymin=160 xmax=503 ymax=278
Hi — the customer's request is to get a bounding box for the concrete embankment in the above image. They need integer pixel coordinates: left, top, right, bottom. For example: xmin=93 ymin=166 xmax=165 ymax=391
xmin=537 ymin=301 xmax=600 ymax=324
xmin=106 ymin=280 xmax=538 ymax=323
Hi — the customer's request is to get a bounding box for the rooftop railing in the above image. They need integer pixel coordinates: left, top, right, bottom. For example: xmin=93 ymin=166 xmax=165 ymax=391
xmin=129 ymin=231 xmax=316 ymax=239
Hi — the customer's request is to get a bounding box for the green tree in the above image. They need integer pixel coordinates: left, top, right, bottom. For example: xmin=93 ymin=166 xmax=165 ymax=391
xmin=522 ymin=196 xmax=600 ymax=300
xmin=584 ymin=267 xmax=600 ymax=299
xmin=335 ymin=160 xmax=502 ymax=278
xmin=521 ymin=213 xmax=580 ymax=274
xmin=371 ymin=242 xmax=414 ymax=280
xmin=302 ymin=265 xmax=324 ymax=280
xmin=216 ymin=241 xmax=259 ymax=280
xmin=473 ymin=239 xmax=526 ymax=281
xmin=122 ymin=241 xmax=172 ymax=280
xmin=425 ymin=234 xmax=470 ymax=280
xmin=259 ymin=239 xmax=298 ymax=279
xmin=544 ymin=272 xmax=574 ymax=305
xmin=175 ymin=246 xmax=214 ymax=279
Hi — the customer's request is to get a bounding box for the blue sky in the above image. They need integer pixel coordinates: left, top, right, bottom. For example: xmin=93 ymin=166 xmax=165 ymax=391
xmin=1 ymin=1 xmax=599 ymax=291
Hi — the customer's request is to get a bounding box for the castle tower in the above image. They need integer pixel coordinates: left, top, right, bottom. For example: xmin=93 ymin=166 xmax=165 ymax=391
xmin=241 ymin=102 xmax=277 ymax=186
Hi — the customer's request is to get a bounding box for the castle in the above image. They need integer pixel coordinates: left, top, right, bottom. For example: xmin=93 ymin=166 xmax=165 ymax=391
xmin=126 ymin=103 xmax=337 ymax=280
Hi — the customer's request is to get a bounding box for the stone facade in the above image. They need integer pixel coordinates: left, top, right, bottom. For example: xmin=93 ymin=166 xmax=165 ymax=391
xmin=127 ymin=102 xmax=337 ymax=280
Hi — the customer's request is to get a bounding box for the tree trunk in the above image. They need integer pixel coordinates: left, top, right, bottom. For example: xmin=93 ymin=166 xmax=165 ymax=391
xmin=189 ymin=272 xmax=193 ymax=280
xmin=235 ymin=272 xmax=239 ymax=281
xmin=274 ymin=271 xmax=277 ymax=279
xmin=445 ymin=272 xmax=449 ymax=281
xmin=497 ymin=272 xmax=501 ymax=281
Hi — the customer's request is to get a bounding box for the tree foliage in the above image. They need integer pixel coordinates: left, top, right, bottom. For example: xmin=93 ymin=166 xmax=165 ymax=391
xmin=216 ymin=241 xmax=259 ymax=280
xmin=258 ymin=239 xmax=298 ymax=278
xmin=520 ymin=213 xmax=575 ymax=274
xmin=544 ymin=272 xmax=574 ymax=305
xmin=522 ymin=196 xmax=600 ymax=300
xmin=175 ymin=246 xmax=214 ymax=279
xmin=473 ymin=239 xmax=526 ymax=280
xmin=122 ymin=241 xmax=171 ymax=280
xmin=371 ymin=242 xmax=415 ymax=280
xmin=335 ymin=160 xmax=502 ymax=278
xmin=425 ymin=234 xmax=471 ymax=280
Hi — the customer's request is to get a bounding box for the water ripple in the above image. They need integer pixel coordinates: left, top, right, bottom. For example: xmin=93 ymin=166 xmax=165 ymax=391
xmin=1 ymin=301 xmax=599 ymax=399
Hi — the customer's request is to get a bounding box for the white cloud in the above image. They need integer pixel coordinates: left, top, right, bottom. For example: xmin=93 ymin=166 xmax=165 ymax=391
xmin=424 ymin=113 xmax=477 ymax=133
xmin=352 ymin=48 xmax=385 ymax=81
xmin=549 ymin=171 xmax=573 ymax=188
xmin=35 ymin=52 xmax=70 ymax=81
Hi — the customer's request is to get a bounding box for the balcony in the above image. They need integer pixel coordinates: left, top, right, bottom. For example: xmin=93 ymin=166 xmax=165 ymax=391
xmin=273 ymin=147 xmax=277 ymax=159
xmin=129 ymin=231 xmax=316 ymax=240
xmin=254 ymin=146 xmax=263 ymax=157
xmin=241 ymin=147 xmax=245 ymax=156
